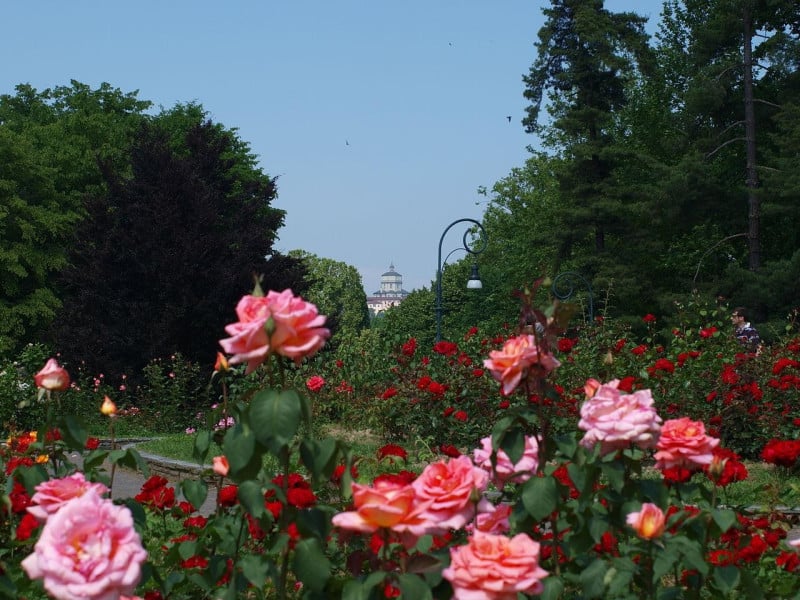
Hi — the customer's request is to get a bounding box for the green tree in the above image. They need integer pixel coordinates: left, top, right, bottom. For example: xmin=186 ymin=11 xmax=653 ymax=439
xmin=0 ymin=129 xmax=80 ymax=354
xmin=0 ymin=82 xmax=151 ymax=354
xmin=522 ymin=0 xmax=656 ymax=314
xmin=51 ymin=117 xmax=306 ymax=381
xmin=288 ymin=251 xmax=370 ymax=348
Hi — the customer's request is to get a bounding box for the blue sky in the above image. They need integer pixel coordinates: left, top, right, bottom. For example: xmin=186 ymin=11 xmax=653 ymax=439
xmin=4 ymin=0 xmax=664 ymax=293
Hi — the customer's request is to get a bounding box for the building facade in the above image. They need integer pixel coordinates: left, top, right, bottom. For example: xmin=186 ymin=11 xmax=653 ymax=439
xmin=366 ymin=264 xmax=410 ymax=315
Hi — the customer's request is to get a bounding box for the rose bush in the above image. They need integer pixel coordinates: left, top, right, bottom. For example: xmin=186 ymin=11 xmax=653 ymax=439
xmin=2 ymin=285 xmax=800 ymax=599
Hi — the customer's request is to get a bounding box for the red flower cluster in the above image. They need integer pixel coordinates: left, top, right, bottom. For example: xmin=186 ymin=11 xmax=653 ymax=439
xmin=135 ymin=476 xmax=175 ymax=510
xmin=377 ymin=444 xmax=408 ymax=462
xmin=432 ymin=341 xmax=458 ymax=356
xmin=401 ymin=337 xmax=417 ymax=357
xmin=557 ymin=338 xmax=578 ymax=353
xmin=699 ymin=326 xmax=718 ymax=338
xmin=647 ymin=358 xmax=675 ymax=376
xmin=642 ymin=314 xmax=657 ymax=323
xmin=703 ymin=447 xmax=748 ymax=487
xmin=760 ymin=438 xmax=800 ymax=467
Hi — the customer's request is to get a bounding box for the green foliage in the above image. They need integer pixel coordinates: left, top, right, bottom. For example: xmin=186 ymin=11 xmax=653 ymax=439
xmin=288 ymin=251 xmax=370 ymax=349
xmin=51 ymin=117 xmax=306 ymax=387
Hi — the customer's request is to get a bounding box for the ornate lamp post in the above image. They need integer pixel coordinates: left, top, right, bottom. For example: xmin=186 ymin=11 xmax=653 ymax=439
xmin=551 ymin=271 xmax=594 ymax=323
xmin=435 ymin=218 xmax=488 ymax=341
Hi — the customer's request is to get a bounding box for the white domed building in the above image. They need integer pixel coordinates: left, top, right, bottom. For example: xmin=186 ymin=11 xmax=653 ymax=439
xmin=366 ymin=264 xmax=410 ymax=315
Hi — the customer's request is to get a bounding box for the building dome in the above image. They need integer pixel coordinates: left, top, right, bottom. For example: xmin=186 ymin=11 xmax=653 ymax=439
xmin=367 ymin=263 xmax=410 ymax=315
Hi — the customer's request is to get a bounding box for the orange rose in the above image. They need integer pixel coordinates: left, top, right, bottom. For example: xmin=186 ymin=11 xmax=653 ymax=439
xmin=626 ymin=502 xmax=666 ymax=540
xmin=654 ymin=417 xmax=719 ymax=471
xmin=483 ymin=335 xmax=560 ymax=396
xmin=331 ymin=481 xmax=433 ymax=540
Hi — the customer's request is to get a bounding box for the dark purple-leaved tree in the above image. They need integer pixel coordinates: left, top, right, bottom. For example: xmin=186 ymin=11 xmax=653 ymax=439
xmin=52 ymin=115 xmax=307 ymax=383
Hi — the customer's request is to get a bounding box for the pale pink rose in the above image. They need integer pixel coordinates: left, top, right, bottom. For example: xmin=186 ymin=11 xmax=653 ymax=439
xmin=483 ymin=335 xmax=560 ymax=396
xmin=472 ymin=503 xmax=512 ymax=535
xmin=442 ymin=531 xmax=549 ymax=600
xmin=473 ymin=435 xmax=540 ymax=489
xmin=212 ymin=456 xmax=230 ymax=477
xmin=28 ymin=473 xmax=110 ymax=522
xmin=21 ymin=491 xmax=147 ymax=600
xmin=412 ymin=456 xmax=491 ymax=532
xmin=262 ymin=289 xmax=330 ymax=363
xmin=331 ymin=480 xmax=434 ymax=540
xmin=34 ymin=359 xmax=70 ymax=391
xmin=626 ymin=502 xmax=666 ymax=540
xmin=654 ymin=417 xmax=719 ymax=470
xmin=578 ymin=380 xmax=662 ymax=455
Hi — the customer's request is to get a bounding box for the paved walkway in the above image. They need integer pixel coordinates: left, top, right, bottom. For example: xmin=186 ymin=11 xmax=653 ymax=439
xmin=67 ymin=449 xmax=219 ymax=516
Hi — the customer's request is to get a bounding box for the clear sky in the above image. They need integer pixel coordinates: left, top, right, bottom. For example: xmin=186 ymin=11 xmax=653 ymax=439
xmin=4 ymin=0 xmax=664 ymax=294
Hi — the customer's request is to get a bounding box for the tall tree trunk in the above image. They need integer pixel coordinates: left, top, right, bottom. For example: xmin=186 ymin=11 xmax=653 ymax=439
xmin=743 ymin=5 xmax=760 ymax=270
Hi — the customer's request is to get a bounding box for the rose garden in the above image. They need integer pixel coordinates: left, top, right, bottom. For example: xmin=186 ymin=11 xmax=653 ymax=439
xmin=2 ymin=284 xmax=800 ymax=600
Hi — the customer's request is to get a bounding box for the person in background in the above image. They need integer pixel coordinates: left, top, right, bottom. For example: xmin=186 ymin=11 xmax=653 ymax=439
xmin=731 ymin=307 xmax=761 ymax=353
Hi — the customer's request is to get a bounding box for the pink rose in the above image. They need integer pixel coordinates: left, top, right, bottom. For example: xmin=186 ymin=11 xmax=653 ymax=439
xmin=412 ymin=456 xmax=490 ymax=532
xmin=472 ymin=503 xmax=512 ymax=535
xmin=483 ymin=335 xmax=560 ymax=396
xmin=654 ymin=417 xmax=719 ymax=471
xmin=627 ymin=502 xmax=666 ymax=540
xmin=219 ymin=291 xmax=329 ymax=373
xmin=473 ymin=435 xmax=539 ymax=489
xmin=21 ymin=491 xmax=147 ymax=600
xmin=331 ymin=480 xmax=433 ymax=540
xmin=34 ymin=359 xmax=70 ymax=391
xmin=28 ymin=473 xmax=110 ymax=522
xmin=578 ymin=380 xmax=662 ymax=455
xmin=262 ymin=289 xmax=330 ymax=363
xmin=219 ymin=319 xmax=270 ymax=374
xmin=442 ymin=531 xmax=549 ymax=600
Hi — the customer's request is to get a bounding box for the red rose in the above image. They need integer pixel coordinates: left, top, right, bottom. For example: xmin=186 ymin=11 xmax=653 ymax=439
xmin=761 ymin=439 xmax=800 ymax=467
xmin=218 ymin=485 xmax=239 ymax=507
xmin=642 ymin=314 xmax=656 ymax=323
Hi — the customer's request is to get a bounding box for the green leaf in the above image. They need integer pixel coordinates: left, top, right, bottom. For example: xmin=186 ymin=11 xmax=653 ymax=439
xmin=223 ymin=423 xmax=255 ymax=475
xmin=180 ymin=479 xmax=207 ymax=511
xmin=59 ymin=414 xmax=87 ymax=450
xmin=540 ymin=576 xmax=564 ymax=600
xmin=599 ymin=460 xmax=625 ymax=492
xmin=710 ymin=508 xmax=737 ymax=533
xmin=193 ymin=430 xmax=211 ymax=463
xmin=249 ymin=389 xmax=301 ymax=453
xmin=713 ymin=565 xmax=740 ymax=595
xmin=293 ymin=538 xmax=331 ymax=592
xmin=300 ymin=438 xmax=339 ymax=483
xmin=239 ymin=555 xmax=270 ymax=589
xmin=579 ymin=558 xmax=608 ymax=599
xmin=521 ymin=475 xmax=558 ymax=521
xmin=499 ymin=428 xmax=525 ymax=465
xmin=238 ymin=480 xmax=265 ymax=518
xmin=397 ymin=573 xmax=432 ymax=599
xmin=163 ymin=571 xmax=186 ymax=595
xmin=296 ymin=507 xmax=332 ymax=539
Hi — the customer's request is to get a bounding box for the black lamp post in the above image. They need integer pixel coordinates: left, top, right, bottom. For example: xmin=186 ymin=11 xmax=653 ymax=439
xmin=435 ymin=218 xmax=488 ymax=341
xmin=551 ymin=271 xmax=594 ymax=323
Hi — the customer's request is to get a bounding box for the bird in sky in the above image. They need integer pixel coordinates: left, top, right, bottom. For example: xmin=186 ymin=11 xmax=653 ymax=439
xmin=506 ymin=116 xmax=512 ymax=123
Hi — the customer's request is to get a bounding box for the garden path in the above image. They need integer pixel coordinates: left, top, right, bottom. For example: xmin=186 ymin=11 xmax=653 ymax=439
xmin=67 ymin=449 xmax=218 ymax=516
